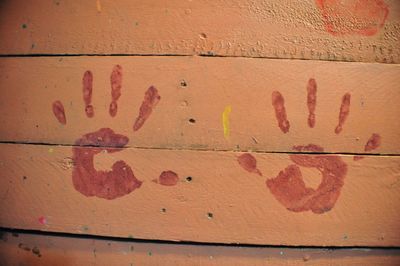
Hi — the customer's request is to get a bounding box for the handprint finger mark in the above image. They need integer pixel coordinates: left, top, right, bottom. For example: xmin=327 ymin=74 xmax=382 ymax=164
xmin=82 ymin=70 xmax=94 ymax=118
xmin=335 ymin=93 xmax=351 ymax=134
xmin=109 ymin=65 xmax=122 ymax=117
xmin=272 ymin=91 xmax=290 ymax=133
xmin=133 ymin=86 xmax=161 ymax=132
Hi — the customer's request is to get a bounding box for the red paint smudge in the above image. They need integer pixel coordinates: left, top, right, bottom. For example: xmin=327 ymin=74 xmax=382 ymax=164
xmin=364 ymin=133 xmax=381 ymax=152
xmin=83 ymin=70 xmax=94 ymax=118
xmin=133 ymin=86 xmax=161 ymax=131
xmin=353 ymin=155 xmax=364 ymax=161
xmin=335 ymin=93 xmax=351 ymax=134
xmin=353 ymin=133 xmax=381 ymax=160
xmin=267 ymin=144 xmax=347 ymax=214
xmin=72 ymin=128 xmax=142 ymax=200
xmin=237 ymin=153 xmax=262 ymax=176
xmin=52 ymin=100 xmax=66 ymax=125
xmin=293 ymin=144 xmax=324 ymax=152
xmin=38 ymin=216 xmax=47 ymax=225
xmin=155 ymin=171 xmax=179 ymax=186
xmin=315 ymin=0 xmax=389 ymax=36
xmin=307 ymin=78 xmax=317 ymax=128
xmin=272 ymin=91 xmax=290 ymax=133
xmin=109 ymin=65 xmax=122 ymax=117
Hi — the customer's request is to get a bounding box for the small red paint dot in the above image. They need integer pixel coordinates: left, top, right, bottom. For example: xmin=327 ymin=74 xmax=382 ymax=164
xmin=38 ymin=216 xmax=47 ymax=225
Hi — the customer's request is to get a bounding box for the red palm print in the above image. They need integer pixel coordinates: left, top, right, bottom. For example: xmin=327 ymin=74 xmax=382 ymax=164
xmin=315 ymin=0 xmax=389 ymax=36
xmin=52 ymin=65 xmax=178 ymax=200
xmin=238 ymin=78 xmax=381 ymax=214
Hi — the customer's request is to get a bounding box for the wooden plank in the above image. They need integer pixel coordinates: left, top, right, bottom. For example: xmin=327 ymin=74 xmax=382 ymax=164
xmin=0 ymin=0 xmax=399 ymax=63
xmin=1 ymin=232 xmax=400 ymax=266
xmin=0 ymin=143 xmax=399 ymax=246
xmin=0 ymin=56 xmax=399 ymax=154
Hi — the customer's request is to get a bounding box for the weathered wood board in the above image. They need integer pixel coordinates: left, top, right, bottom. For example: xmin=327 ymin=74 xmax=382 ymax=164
xmin=0 ymin=143 xmax=399 ymax=246
xmin=1 ymin=231 xmax=400 ymax=266
xmin=0 ymin=0 xmax=399 ymax=63
xmin=0 ymin=57 xmax=399 ymax=154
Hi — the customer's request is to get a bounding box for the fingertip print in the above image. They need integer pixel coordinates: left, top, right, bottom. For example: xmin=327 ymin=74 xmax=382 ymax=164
xmin=52 ymin=100 xmax=67 ymax=125
xmin=133 ymin=86 xmax=161 ymax=132
xmin=307 ymin=78 xmax=317 ymax=128
xmin=157 ymin=171 xmax=179 ymax=186
xmin=109 ymin=65 xmax=123 ymax=117
xmin=83 ymin=70 xmax=94 ymax=118
xmin=237 ymin=153 xmax=262 ymax=176
xmin=334 ymin=93 xmax=351 ymax=134
xmin=272 ymin=91 xmax=290 ymax=134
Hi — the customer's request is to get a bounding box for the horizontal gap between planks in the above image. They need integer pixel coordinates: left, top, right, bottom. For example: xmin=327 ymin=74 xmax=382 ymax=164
xmin=1 ymin=227 xmax=400 ymax=250
xmin=0 ymin=53 xmax=394 ymax=65
xmin=0 ymin=140 xmax=398 ymax=157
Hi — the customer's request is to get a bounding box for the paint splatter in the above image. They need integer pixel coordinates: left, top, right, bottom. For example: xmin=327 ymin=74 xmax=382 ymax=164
xmin=272 ymin=91 xmax=290 ymax=133
xmin=38 ymin=216 xmax=47 ymax=225
xmin=266 ymin=144 xmax=347 ymax=214
xmin=83 ymin=70 xmax=94 ymax=118
xmin=307 ymin=78 xmax=317 ymax=128
xmin=52 ymin=100 xmax=66 ymax=125
xmin=354 ymin=133 xmax=382 ymax=160
xmin=315 ymin=0 xmax=389 ymax=36
xmin=155 ymin=171 xmax=179 ymax=186
xmin=222 ymin=105 xmax=232 ymax=138
xmin=133 ymin=86 xmax=161 ymax=131
xmin=72 ymin=128 xmax=142 ymax=200
xmin=109 ymin=65 xmax=122 ymax=117
xmin=335 ymin=93 xmax=351 ymax=134
xmin=237 ymin=153 xmax=262 ymax=176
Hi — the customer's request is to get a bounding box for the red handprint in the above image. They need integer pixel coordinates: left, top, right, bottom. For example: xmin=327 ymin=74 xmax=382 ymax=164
xmin=52 ymin=65 xmax=177 ymax=200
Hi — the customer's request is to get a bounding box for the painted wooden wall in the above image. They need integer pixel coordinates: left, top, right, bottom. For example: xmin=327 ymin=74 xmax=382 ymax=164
xmin=0 ymin=0 xmax=399 ymax=264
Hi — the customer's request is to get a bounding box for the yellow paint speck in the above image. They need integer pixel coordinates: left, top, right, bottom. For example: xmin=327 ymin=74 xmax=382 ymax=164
xmin=222 ymin=105 xmax=232 ymax=139
xmin=48 ymin=148 xmax=54 ymax=153
xmin=96 ymin=0 xmax=102 ymax=12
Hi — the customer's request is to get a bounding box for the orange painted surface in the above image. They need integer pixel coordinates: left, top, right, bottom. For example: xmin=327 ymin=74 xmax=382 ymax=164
xmin=1 ymin=232 xmax=400 ymax=266
xmin=0 ymin=57 xmax=399 ymax=154
xmin=0 ymin=0 xmax=399 ymax=262
xmin=0 ymin=0 xmax=399 ymax=63
xmin=0 ymin=143 xmax=399 ymax=246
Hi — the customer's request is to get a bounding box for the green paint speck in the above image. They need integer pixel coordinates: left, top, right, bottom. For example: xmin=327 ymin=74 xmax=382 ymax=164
xmin=135 ymin=22 xmax=139 ymax=26
xmin=343 ymin=235 xmax=348 ymax=240
xmin=148 ymin=251 xmax=152 ymax=256
xmin=128 ymin=234 xmax=133 ymax=238
xmin=21 ymin=24 xmax=27 ymax=29
xmin=82 ymin=225 xmax=89 ymax=231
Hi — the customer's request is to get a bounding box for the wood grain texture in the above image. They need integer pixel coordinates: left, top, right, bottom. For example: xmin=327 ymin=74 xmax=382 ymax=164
xmin=0 ymin=56 xmax=399 ymax=154
xmin=0 ymin=143 xmax=399 ymax=246
xmin=0 ymin=0 xmax=399 ymax=63
xmin=1 ymin=232 xmax=400 ymax=266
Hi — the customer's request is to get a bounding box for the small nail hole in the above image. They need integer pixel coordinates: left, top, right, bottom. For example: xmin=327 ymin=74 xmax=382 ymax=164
xmin=207 ymin=212 xmax=213 ymax=219
xmin=186 ymin=176 xmax=192 ymax=182
xmin=188 ymin=118 xmax=196 ymax=124
xmin=161 ymin=208 xmax=166 ymax=213
xmin=200 ymin=33 xmax=207 ymax=39
xmin=180 ymin=80 xmax=187 ymax=87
